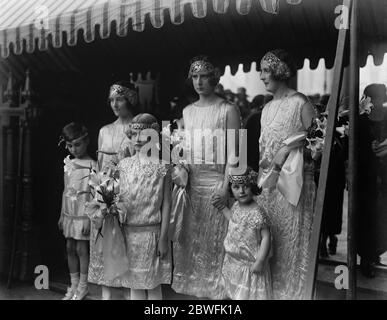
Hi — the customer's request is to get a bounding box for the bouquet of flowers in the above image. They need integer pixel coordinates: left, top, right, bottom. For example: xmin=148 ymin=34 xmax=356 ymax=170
xmin=83 ymin=162 xmax=130 ymax=281
xmin=305 ymin=116 xmax=327 ymax=160
xmin=84 ymin=164 xmax=126 ymax=241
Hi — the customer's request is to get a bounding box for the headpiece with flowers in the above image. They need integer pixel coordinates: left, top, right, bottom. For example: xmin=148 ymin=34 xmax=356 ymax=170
xmin=58 ymin=123 xmax=89 ymax=147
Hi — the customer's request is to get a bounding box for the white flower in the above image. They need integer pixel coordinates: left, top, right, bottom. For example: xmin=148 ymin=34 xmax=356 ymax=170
xmin=359 ymin=95 xmax=373 ymax=115
xmin=63 ymin=156 xmax=75 ymax=176
xmin=316 ymin=117 xmax=327 ymax=136
xmin=306 ymin=137 xmax=324 ymax=152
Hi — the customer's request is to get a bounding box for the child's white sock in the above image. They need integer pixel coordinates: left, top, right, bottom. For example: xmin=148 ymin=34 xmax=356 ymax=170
xmin=102 ymin=286 xmax=111 ymax=300
xmin=70 ymin=272 xmax=80 ymax=291
xmin=77 ymin=273 xmax=88 ymax=291
xmin=131 ymin=289 xmax=146 ymax=300
xmin=148 ymin=286 xmax=162 ymax=300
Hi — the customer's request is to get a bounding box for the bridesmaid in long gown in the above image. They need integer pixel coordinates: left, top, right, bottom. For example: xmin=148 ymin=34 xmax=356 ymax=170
xmin=88 ymin=80 xmax=137 ymax=300
xmin=172 ymin=55 xmax=241 ymax=299
xmin=258 ymin=50 xmax=316 ymax=299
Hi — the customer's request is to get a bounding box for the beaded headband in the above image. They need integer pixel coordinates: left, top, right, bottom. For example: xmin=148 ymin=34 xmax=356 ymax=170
xmin=129 ymin=122 xmax=160 ymax=131
xmin=188 ymin=60 xmax=220 ymax=78
xmin=109 ymin=84 xmax=138 ymax=105
xmin=261 ymin=52 xmax=292 ymax=80
xmin=228 ymin=168 xmax=259 ymax=186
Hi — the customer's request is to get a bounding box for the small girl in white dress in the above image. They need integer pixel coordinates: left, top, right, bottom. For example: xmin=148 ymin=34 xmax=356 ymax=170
xmin=117 ymin=113 xmax=172 ymax=300
xmin=58 ymin=122 xmax=96 ymax=300
xmin=213 ymin=166 xmax=272 ymax=300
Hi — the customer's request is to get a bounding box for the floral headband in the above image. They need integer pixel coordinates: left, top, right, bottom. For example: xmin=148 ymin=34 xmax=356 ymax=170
xmin=58 ymin=132 xmax=88 ymax=147
xmin=228 ymin=168 xmax=259 ymax=186
xmin=188 ymin=60 xmax=220 ymax=79
xmin=109 ymin=84 xmax=138 ymax=106
xmin=261 ymin=52 xmax=292 ymax=80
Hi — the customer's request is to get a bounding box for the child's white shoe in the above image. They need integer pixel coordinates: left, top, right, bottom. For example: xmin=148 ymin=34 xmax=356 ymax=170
xmin=62 ymin=287 xmax=75 ymax=300
xmin=71 ymin=287 xmax=89 ymax=300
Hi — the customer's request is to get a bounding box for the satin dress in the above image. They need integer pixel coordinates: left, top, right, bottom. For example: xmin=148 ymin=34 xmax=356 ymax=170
xmin=259 ymin=93 xmax=316 ymax=300
xmin=172 ymin=101 xmax=235 ymax=299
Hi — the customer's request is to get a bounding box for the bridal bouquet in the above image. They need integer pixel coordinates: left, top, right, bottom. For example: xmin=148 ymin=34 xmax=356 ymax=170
xmin=84 ymin=164 xmax=126 ymax=240
xmin=84 ymin=163 xmax=130 ymax=281
xmin=305 ymin=116 xmax=327 ymax=160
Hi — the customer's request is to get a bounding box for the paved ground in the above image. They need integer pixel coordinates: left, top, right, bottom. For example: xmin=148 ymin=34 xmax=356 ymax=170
xmin=0 ymin=280 xmax=63 ymax=300
xmin=1 ymin=192 xmax=386 ymax=300
xmin=323 ymin=191 xmax=387 ymax=266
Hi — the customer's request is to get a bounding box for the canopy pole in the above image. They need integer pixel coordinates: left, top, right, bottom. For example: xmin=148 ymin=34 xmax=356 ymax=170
xmin=347 ymin=0 xmax=359 ymax=300
xmin=303 ymin=0 xmax=350 ymax=300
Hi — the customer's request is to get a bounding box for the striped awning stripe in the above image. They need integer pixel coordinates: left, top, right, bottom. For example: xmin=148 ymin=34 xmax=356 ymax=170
xmin=0 ymin=0 xmax=302 ymax=58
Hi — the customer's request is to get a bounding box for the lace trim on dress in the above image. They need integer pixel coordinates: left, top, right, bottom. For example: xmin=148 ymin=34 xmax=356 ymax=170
xmin=118 ymin=156 xmax=169 ymax=178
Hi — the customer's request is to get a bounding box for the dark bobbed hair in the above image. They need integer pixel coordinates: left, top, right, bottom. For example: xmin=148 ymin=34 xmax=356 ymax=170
xmin=187 ymin=54 xmax=220 ymax=87
xmin=228 ymin=181 xmax=261 ymax=197
xmin=62 ymin=122 xmax=89 ymax=142
xmin=262 ymin=49 xmax=297 ymax=81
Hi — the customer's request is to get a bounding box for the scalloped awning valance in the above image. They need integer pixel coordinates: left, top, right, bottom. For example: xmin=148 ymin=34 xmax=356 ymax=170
xmin=0 ymin=0 xmax=303 ymax=58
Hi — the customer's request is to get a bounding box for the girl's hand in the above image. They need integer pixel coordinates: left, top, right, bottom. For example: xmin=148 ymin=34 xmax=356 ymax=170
xmin=57 ymin=215 xmax=63 ymax=231
xmin=211 ymin=193 xmax=227 ymax=210
xmin=251 ymin=260 xmax=265 ymax=274
xmin=211 ymin=194 xmax=226 ymax=210
xmin=211 ymin=182 xmax=228 ymax=208
xmin=82 ymin=219 xmax=91 ymax=236
xmin=157 ymin=237 xmax=169 ymax=259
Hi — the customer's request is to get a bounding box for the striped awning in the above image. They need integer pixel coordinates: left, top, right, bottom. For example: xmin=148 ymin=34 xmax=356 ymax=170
xmin=0 ymin=0 xmax=302 ymax=58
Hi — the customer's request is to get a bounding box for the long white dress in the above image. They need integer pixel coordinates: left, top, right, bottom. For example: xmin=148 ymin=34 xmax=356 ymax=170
xmin=172 ymin=100 xmax=235 ymax=299
xmin=88 ymin=119 xmax=132 ymax=287
xmin=259 ymin=93 xmax=316 ymax=300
